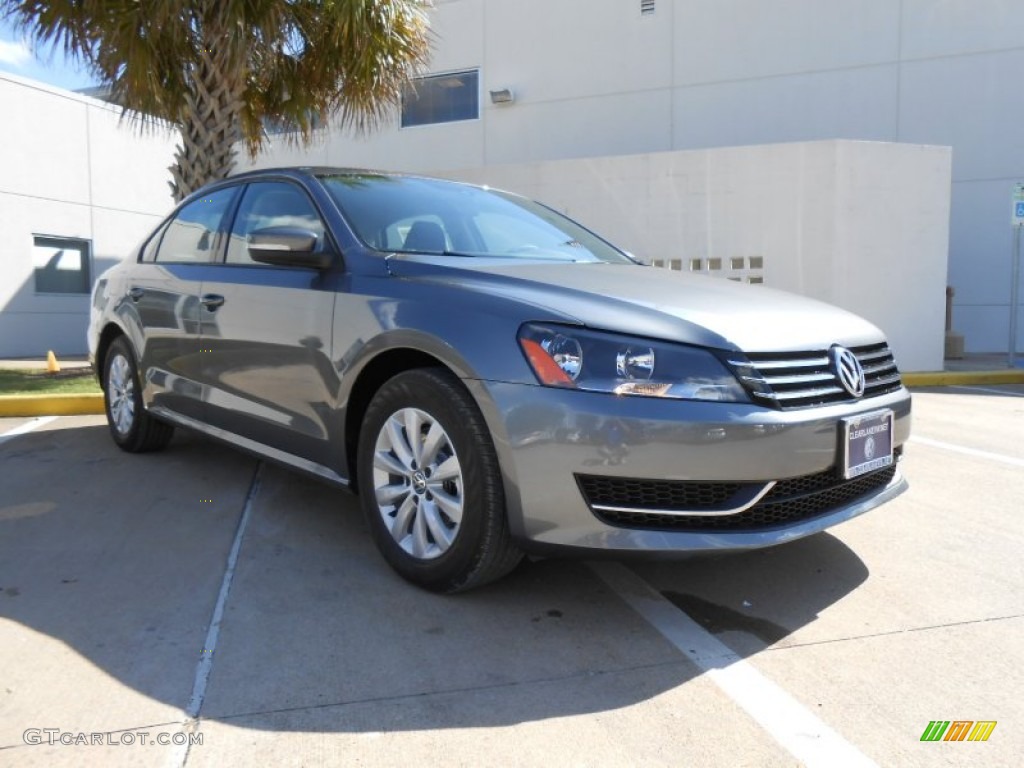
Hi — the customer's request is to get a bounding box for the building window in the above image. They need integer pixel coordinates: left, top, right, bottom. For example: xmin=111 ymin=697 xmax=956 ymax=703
xmin=32 ymin=236 xmax=91 ymax=294
xmin=262 ymin=110 xmax=325 ymax=136
xmin=401 ymin=70 xmax=479 ymax=128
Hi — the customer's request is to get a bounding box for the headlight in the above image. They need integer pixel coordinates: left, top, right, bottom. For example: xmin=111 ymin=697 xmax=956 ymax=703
xmin=517 ymin=323 xmax=749 ymax=402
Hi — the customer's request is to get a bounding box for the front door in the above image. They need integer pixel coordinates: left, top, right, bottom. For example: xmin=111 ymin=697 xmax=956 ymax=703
xmin=196 ymin=181 xmax=339 ymax=467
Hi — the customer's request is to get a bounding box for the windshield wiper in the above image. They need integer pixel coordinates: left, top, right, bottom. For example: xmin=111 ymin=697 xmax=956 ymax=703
xmin=388 ymin=249 xmax=480 ymax=258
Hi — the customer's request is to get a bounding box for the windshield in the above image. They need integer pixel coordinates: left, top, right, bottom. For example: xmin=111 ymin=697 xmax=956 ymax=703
xmin=320 ymin=174 xmax=634 ymax=264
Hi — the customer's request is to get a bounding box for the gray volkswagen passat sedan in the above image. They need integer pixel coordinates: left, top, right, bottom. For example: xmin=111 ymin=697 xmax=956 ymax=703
xmin=88 ymin=167 xmax=910 ymax=592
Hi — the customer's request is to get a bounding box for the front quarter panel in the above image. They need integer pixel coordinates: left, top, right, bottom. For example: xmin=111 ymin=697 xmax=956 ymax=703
xmin=333 ymin=272 xmax=573 ymax=385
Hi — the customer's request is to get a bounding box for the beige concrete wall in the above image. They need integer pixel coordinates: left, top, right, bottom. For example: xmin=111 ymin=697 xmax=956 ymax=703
xmin=0 ymin=73 xmax=179 ymax=356
xmin=443 ymin=140 xmax=951 ymax=372
xmin=241 ymin=0 xmax=1024 ymax=353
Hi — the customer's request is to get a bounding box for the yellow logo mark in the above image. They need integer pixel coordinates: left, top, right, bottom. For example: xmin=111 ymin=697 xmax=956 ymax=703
xmin=966 ymin=721 xmax=997 ymax=742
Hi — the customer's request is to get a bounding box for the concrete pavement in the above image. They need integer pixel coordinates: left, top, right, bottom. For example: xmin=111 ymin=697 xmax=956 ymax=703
xmin=1 ymin=385 xmax=1022 ymax=766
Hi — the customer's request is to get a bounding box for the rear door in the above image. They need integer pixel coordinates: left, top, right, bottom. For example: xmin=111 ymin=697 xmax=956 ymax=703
xmin=129 ymin=187 xmax=237 ymax=421
xmin=196 ymin=180 xmax=339 ymax=467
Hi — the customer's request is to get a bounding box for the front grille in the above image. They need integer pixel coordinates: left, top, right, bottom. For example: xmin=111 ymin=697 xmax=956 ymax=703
xmin=730 ymin=342 xmax=903 ymax=409
xmin=581 ymin=456 xmax=899 ymax=532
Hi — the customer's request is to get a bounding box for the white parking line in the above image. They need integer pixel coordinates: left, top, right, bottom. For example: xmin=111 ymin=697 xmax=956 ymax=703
xmin=590 ymin=562 xmax=877 ymax=768
xmin=169 ymin=462 xmax=264 ymax=768
xmin=910 ymin=436 xmax=1024 ymax=468
xmin=950 ymin=385 xmax=1024 ymax=398
xmin=186 ymin=462 xmax=264 ymax=718
xmin=0 ymin=416 xmax=59 ymax=445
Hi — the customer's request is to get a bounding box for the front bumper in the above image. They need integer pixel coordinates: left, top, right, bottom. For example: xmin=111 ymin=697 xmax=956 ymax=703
xmin=468 ymin=380 xmax=911 ymax=554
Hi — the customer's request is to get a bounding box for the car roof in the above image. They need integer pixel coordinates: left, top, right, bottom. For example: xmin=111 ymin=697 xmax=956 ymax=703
xmin=224 ymin=166 xmax=437 ymax=183
xmin=185 ymin=166 xmax=479 ymax=204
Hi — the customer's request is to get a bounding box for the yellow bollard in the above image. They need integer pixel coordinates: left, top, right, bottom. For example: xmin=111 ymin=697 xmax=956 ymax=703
xmin=46 ymin=350 xmax=61 ymax=373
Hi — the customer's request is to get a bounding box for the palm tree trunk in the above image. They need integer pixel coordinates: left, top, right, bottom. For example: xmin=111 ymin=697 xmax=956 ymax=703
xmin=168 ymin=22 xmax=247 ymax=201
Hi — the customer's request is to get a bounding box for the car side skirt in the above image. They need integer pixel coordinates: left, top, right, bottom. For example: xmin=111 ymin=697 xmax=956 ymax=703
xmin=150 ymin=407 xmax=351 ymax=488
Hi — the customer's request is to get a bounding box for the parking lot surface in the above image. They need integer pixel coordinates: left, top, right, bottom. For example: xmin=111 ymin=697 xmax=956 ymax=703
xmin=1 ymin=384 xmax=1022 ymax=767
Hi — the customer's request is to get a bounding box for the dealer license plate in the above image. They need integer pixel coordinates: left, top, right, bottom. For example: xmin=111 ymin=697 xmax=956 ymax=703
xmin=840 ymin=409 xmax=894 ymax=479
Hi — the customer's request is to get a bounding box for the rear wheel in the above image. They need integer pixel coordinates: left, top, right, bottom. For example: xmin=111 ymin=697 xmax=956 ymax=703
xmin=357 ymin=368 xmax=523 ymax=592
xmin=103 ymin=336 xmax=174 ymax=452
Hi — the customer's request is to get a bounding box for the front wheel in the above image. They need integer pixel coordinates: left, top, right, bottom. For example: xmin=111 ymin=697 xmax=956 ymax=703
xmin=103 ymin=336 xmax=174 ymax=453
xmin=357 ymin=368 xmax=523 ymax=592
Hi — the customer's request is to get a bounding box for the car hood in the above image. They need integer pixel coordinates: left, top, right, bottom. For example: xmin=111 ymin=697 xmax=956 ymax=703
xmin=384 ymin=257 xmax=885 ymax=353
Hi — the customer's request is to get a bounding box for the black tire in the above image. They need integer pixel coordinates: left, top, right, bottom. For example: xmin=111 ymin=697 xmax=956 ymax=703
xmin=357 ymin=368 xmax=523 ymax=593
xmin=103 ymin=336 xmax=174 ymax=453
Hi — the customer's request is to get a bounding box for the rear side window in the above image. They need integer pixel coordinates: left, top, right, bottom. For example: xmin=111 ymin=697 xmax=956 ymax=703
xmin=153 ymin=187 xmax=236 ymax=263
xmin=140 ymin=220 xmax=170 ymax=263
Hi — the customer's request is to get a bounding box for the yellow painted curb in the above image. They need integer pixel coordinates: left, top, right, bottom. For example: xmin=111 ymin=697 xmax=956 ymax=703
xmin=903 ymin=370 xmax=1024 ymax=387
xmin=0 ymin=393 xmax=104 ymax=417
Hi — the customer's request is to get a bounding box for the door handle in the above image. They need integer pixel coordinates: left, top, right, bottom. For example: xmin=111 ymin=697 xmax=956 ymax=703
xmin=127 ymin=287 xmax=145 ymax=302
xmin=201 ymin=294 xmax=225 ymax=310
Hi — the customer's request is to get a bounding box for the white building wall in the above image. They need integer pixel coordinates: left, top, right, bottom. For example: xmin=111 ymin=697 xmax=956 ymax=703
xmin=243 ymin=0 xmax=1024 ymax=354
xmin=0 ymin=73 xmax=178 ymax=356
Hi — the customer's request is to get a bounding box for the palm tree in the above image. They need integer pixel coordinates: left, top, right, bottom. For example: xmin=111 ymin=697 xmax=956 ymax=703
xmin=2 ymin=0 xmax=432 ymax=200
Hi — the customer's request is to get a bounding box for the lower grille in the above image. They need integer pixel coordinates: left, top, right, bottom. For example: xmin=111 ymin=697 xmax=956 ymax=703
xmin=577 ymin=475 xmax=742 ymax=511
xmin=580 ymin=459 xmax=899 ymax=532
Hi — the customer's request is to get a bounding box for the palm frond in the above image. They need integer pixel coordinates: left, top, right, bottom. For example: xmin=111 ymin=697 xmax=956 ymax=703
xmin=1 ymin=0 xmax=434 ymax=199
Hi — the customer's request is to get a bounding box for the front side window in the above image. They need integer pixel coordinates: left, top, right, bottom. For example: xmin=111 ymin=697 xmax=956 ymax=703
xmin=401 ymin=70 xmax=479 ymax=128
xmin=32 ymin=235 xmax=91 ymax=294
xmin=225 ymin=182 xmax=326 ymax=265
xmin=154 ymin=187 xmax=237 ymax=263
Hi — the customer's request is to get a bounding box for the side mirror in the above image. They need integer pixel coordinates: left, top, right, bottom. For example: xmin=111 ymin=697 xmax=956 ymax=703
xmin=248 ymin=227 xmax=333 ymax=269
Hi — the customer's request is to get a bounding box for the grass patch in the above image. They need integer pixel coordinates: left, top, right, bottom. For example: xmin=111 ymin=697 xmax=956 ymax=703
xmin=0 ymin=368 xmax=101 ymax=396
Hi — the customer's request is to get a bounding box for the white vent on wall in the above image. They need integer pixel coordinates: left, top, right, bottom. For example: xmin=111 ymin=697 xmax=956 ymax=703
xmin=641 ymin=0 xmax=656 ymax=16
xmin=650 ymin=255 xmax=766 ymax=285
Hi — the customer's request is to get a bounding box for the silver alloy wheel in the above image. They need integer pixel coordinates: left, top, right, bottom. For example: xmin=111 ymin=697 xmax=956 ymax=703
xmin=371 ymin=407 xmax=464 ymax=560
xmin=107 ymin=353 xmax=136 ymax=436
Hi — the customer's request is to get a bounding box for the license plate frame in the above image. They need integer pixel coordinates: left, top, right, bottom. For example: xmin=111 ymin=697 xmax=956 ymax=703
xmin=840 ymin=409 xmax=894 ymax=480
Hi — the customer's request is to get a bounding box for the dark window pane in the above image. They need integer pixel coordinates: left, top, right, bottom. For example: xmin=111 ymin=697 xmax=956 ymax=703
xmin=140 ymin=220 xmax=170 ymax=263
xmin=33 ymin=236 xmax=91 ymax=294
xmin=226 ymin=182 xmax=325 ymax=265
xmin=261 ymin=110 xmax=325 ymax=136
xmin=401 ymin=70 xmax=479 ymax=128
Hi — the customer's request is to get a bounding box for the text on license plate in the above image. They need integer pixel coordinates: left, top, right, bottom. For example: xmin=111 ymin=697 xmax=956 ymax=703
xmin=841 ymin=409 xmax=894 ymax=479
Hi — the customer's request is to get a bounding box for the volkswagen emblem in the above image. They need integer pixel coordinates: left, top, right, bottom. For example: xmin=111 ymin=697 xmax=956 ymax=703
xmin=830 ymin=345 xmax=866 ymax=398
